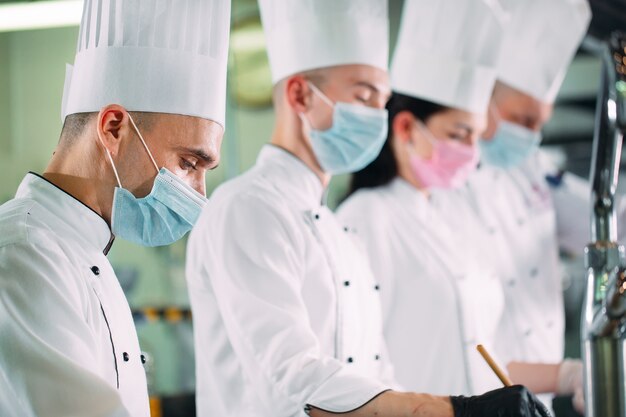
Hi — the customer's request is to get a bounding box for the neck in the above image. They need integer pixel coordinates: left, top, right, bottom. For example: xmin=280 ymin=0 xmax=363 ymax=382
xmin=398 ymin=170 xmax=430 ymax=198
xmin=270 ymin=113 xmax=331 ymax=188
xmin=394 ymin=141 xmax=430 ymax=197
xmin=43 ymin=139 xmax=116 ymax=225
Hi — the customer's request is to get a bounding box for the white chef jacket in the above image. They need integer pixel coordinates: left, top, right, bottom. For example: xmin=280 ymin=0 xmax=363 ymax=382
xmin=436 ymin=150 xmax=595 ymax=408
xmin=456 ymin=152 xmax=573 ymax=365
xmin=337 ymin=178 xmax=504 ymax=396
xmin=186 ymin=145 xmax=394 ymax=417
xmin=0 ymin=173 xmax=149 ymax=417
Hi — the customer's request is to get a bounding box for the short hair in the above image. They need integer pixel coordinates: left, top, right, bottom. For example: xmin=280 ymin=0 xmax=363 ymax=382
xmin=59 ymin=111 xmax=156 ymax=147
xmin=272 ymin=67 xmax=329 ymax=108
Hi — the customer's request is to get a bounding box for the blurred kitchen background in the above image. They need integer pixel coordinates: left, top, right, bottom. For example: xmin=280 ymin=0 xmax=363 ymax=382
xmin=0 ymin=0 xmax=625 ymax=416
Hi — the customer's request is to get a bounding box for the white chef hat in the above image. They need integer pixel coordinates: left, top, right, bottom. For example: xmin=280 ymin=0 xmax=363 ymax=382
xmin=391 ymin=0 xmax=508 ymax=114
xmin=497 ymin=0 xmax=591 ymax=104
xmin=259 ymin=0 xmax=389 ymax=84
xmin=61 ymin=0 xmax=231 ymax=127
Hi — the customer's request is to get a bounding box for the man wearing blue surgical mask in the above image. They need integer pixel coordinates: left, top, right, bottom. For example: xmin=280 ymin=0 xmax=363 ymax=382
xmin=473 ymin=81 xmax=590 ymax=413
xmin=480 ymin=81 xmax=554 ymax=168
xmin=274 ymin=67 xmax=390 ymax=182
xmin=432 ymin=0 xmax=593 ymax=413
xmin=0 ymin=1 xmax=230 ymax=416
xmin=186 ymin=1 xmax=549 ymax=417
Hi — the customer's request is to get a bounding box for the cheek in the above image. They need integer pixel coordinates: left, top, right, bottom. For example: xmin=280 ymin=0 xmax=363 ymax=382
xmin=463 ymin=132 xmax=481 ymax=147
xmin=422 ymin=143 xmax=436 ymax=160
xmin=165 ymin=163 xmax=187 ymax=177
xmin=159 ymin=152 xmax=189 ymax=175
xmin=163 ymin=161 xmax=205 ymax=194
xmin=127 ymin=169 xmax=159 ymax=198
xmin=411 ymin=134 xmax=434 ymax=159
xmin=308 ymin=104 xmax=334 ymax=131
xmin=116 ymin=151 xmax=160 ymax=196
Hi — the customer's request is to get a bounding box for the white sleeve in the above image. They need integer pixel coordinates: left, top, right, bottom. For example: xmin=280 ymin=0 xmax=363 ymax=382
xmin=547 ymin=162 xmax=626 ymax=252
xmin=189 ymin=193 xmax=388 ymax=415
xmin=0 ymin=237 xmax=131 ymax=417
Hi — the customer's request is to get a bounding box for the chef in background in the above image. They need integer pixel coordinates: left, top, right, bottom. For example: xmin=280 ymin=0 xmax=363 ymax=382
xmin=338 ymin=0 xmax=510 ymax=399
xmin=186 ymin=1 xmax=550 ymax=416
xmin=434 ymin=0 xmax=592 ymax=412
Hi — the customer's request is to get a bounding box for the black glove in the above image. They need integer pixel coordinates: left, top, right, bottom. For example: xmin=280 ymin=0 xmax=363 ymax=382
xmin=450 ymin=385 xmax=552 ymax=417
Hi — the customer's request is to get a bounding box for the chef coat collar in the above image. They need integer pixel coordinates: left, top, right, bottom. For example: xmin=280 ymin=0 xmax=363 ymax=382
xmin=257 ymin=145 xmax=326 ymax=207
xmin=17 ymin=173 xmax=115 ymax=254
xmin=388 ymin=177 xmax=430 ymax=220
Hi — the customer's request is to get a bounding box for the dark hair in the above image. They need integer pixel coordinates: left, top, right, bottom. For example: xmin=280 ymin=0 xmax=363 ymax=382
xmin=345 ymin=92 xmax=449 ymax=198
xmin=59 ymin=111 xmax=156 ymax=147
xmin=60 ymin=112 xmax=97 ymax=145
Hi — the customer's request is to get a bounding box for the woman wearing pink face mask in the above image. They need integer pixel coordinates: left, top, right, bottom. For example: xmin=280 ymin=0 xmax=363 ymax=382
xmin=336 ymin=0 xmax=509 ymax=396
xmin=337 ymin=89 xmax=504 ymax=396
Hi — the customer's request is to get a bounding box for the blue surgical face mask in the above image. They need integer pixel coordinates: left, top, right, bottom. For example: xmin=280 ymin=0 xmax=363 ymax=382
xmin=480 ymin=109 xmax=542 ymax=169
xmin=301 ymin=82 xmax=388 ymax=175
xmin=103 ymin=114 xmax=208 ymax=247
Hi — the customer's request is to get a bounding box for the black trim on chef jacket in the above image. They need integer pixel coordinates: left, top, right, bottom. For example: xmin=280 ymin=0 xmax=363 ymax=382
xmin=89 ymin=266 xmax=120 ymax=388
xmin=304 ymin=389 xmax=392 ymax=415
xmin=99 ymin=301 xmax=120 ymax=388
xmin=26 ymin=172 xmax=121 ymax=386
xmin=27 ymin=172 xmax=116 ymax=254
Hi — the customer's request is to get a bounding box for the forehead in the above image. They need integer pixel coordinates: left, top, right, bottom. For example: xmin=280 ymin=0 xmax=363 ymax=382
xmin=427 ymin=108 xmax=487 ymax=131
xmin=325 ymin=64 xmax=390 ymax=92
xmin=153 ymin=114 xmax=223 ymax=154
xmin=494 ymin=86 xmax=541 ymax=111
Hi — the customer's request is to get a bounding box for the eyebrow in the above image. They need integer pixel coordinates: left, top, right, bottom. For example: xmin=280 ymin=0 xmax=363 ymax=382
xmin=454 ymin=122 xmax=474 ymax=134
xmin=355 ymin=81 xmax=391 ymax=98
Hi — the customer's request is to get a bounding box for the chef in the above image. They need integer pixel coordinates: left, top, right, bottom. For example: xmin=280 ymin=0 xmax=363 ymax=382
xmin=185 ymin=1 xmax=549 ymax=416
xmin=338 ymin=0 xmax=509 ymax=397
xmin=0 ymin=1 xmax=230 ymax=416
xmin=438 ymin=0 xmax=592 ymax=412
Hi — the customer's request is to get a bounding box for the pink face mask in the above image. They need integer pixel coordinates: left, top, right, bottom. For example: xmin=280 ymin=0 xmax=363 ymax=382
xmin=408 ymin=122 xmax=479 ymax=189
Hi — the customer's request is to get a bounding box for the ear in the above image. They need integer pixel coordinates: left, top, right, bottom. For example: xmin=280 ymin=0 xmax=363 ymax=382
xmin=538 ymin=102 xmax=554 ymax=130
xmin=481 ymin=100 xmax=498 ymax=140
xmin=392 ymin=110 xmax=417 ymax=145
xmin=96 ymin=104 xmax=130 ymax=157
xmin=285 ymin=75 xmax=314 ymax=114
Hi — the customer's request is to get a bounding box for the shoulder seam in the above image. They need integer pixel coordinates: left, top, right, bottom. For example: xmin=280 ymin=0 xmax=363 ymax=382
xmin=0 ymin=200 xmax=39 ymax=248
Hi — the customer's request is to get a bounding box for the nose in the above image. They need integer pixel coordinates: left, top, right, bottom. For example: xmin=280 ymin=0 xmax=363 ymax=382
xmin=192 ymin=173 xmax=207 ymax=197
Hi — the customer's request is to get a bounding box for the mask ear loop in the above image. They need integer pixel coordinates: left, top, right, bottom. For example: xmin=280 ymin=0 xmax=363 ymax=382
xmin=414 ymin=120 xmax=438 ymax=145
xmin=298 ymin=112 xmax=321 ymax=160
xmin=127 ymin=113 xmax=160 ymax=175
xmin=405 ymin=119 xmax=438 ymax=161
xmin=300 ymin=82 xmax=335 ymax=170
xmin=306 ymin=81 xmax=335 ymax=108
xmin=97 ymin=135 xmax=123 ymax=188
xmin=488 ymin=101 xmax=504 ymax=126
xmin=301 ymin=81 xmax=337 ymax=133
